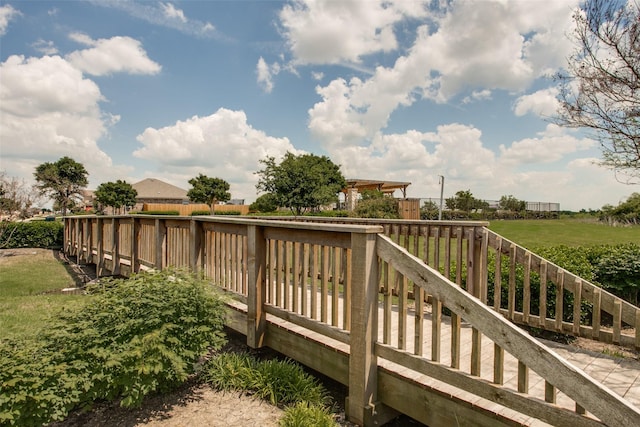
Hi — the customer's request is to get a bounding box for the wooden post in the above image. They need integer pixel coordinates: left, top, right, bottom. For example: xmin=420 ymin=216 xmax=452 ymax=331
xmin=347 ymin=231 xmax=380 ymax=426
xmin=111 ymin=218 xmax=120 ymax=276
xmin=155 ymin=218 xmax=166 ymax=270
xmin=189 ymin=219 xmax=203 ymax=274
xmin=247 ymin=225 xmax=267 ymax=348
xmin=96 ymin=217 xmax=104 ymax=277
xmin=131 ymin=218 xmax=140 ymax=274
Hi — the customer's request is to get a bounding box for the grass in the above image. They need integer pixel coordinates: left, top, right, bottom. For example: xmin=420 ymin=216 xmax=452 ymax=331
xmin=0 ymin=249 xmax=85 ymax=339
xmin=487 ymin=219 xmax=640 ymax=248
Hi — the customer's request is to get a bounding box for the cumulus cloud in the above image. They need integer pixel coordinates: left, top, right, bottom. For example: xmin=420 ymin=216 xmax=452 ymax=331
xmin=0 ymin=54 xmax=128 ymax=187
xmin=66 ymin=34 xmax=161 ymax=76
xmin=499 ymin=124 xmax=595 ymax=164
xmin=0 ymin=4 xmax=20 ymax=35
xmin=133 ymin=108 xmax=298 ymax=199
xmin=513 ymin=88 xmax=560 ymax=118
xmin=279 ymin=0 xmax=426 ymax=65
xmin=32 ymin=39 xmax=58 ymax=55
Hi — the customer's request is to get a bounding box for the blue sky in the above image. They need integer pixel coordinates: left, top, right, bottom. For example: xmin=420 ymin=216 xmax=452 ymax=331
xmin=0 ymin=0 xmax=635 ymax=211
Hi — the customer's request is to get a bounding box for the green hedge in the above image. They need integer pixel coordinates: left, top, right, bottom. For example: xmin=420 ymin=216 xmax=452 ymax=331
xmin=1 ymin=221 xmax=64 ymax=249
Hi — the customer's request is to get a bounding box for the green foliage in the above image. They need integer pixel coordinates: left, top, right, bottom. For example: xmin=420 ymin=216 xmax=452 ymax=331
xmin=34 ymin=156 xmax=88 ymax=215
xmin=498 ymin=195 xmax=526 ymax=212
xmin=353 ymin=191 xmax=399 ymax=219
xmin=445 ymin=189 xmax=488 ymax=213
xmin=420 ymin=200 xmax=439 ymax=220
xmin=190 ymin=210 xmax=212 ymax=216
xmin=250 ymin=193 xmax=279 ymax=213
xmin=307 ymin=210 xmax=349 ymax=217
xmin=591 ymin=243 xmax=640 ymax=305
xmin=256 ymin=152 xmax=346 ymax=216
xmin=280 ymin=402 xmax=338 ymax=427
xmin=94 ymin=180 xmax=137 ymax=214
xmin=0 ymin=269 xmax=228 ymax=426
xmin=1 ymin=221 xmax=63 ymax=248
xmin=600 ymin=193 xmax=640 ymax=225
xmin=202 ymin=352 xmax=330 ymax=407
xmin=213 ymin=210 xmax=241 ymax=216
xmin=187 ymin=174 xmax=231 ymax=212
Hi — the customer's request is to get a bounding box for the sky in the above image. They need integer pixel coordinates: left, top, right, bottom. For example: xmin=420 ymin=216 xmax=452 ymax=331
xmin=0 ymin=0 xmax=636 ymax=211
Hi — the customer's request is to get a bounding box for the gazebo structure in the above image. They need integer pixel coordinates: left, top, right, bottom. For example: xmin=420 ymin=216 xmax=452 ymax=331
xmin=342 ymin=179 xmax=412 ymax=211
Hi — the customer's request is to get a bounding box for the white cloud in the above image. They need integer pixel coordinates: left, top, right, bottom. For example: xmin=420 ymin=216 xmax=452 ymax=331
xmin=32 ymin=39 xmax=58 ymax=55
xmin=256 ymin=57 xmax=280 ymax=93
xmin=66 ymin=34 xmax=161 ymax=76
xmin=0 ymin=54 xmax=129 ymax=189
xmin=0 ymin=4 xmax=20 ymax=35
xmin=133 ymin=108 xmax=299 ymax=200
xmin=499 ymin=124 xmax=595 ymax=164
xmin=161 ymin=2 xmax=187 ymax=23
xmin=513 ymin=88 xmax=559 ymax=118
xmin=279 ymin=0 xmax=426 ymax=65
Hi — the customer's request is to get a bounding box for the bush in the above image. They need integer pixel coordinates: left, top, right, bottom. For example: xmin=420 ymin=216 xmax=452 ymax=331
xmin=190 ymin=210 xmax=212 ymax=216
xmin=0 ymin=269 xmax=228 ymax=426
xmin=280 ymin=402 xmax=338 ymax=427
xmin=202 ymin=353 xmax=330 ymax=407
xmin=132 ymin=210 xmax=180 ymax=215
xmin=213 ymin=210 xmax=241 ymax=216
xmin=1 ymin=221 xmax=63 ymax=248
xmin=591 ymin=243 xmax=640 ymax=305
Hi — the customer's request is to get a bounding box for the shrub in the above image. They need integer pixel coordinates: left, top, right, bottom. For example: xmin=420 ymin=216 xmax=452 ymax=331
xmin=591 ymin=243 xmax=640 ymax=305
xmin=202 ymin=353 xmax=330 ymax=407
xmin=1 ymin=221 xmax=63 ymax=248
xmin=213 ymin=210 xmax=241 ymax=216
xmin=280 ymin=402 xmax=338 ymax=427
xmin=0 ymin=269 xmax=228 ymax=426
xmin=190 ymin=210 xmax=212 ymax=216
xmin=132 ymin=210 xmax=180 ymax=216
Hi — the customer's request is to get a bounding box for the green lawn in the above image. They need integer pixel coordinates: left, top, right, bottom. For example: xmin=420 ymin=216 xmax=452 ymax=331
xmin=487 ymin=219 xmax=640 ymax=248
xmin=0 ymin=250 xmax=86 ymax=339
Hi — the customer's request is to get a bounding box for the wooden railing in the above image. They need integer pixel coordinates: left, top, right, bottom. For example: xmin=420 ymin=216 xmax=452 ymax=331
xmin=63 ymin=215 xmax=640 ymax=426
xmin=259 ymin=217 xmax=640 ymax=349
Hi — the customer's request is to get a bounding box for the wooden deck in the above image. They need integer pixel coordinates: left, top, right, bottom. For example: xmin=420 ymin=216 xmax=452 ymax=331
xmin=63 ymin=215 xmax=640 ymax=426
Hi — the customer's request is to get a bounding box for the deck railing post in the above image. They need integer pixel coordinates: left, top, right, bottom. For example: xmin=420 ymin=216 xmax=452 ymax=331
xmin=131 ymin=218 xmax=140 ymax=274
xmin=347 ymin=231 xmax=381 ymax=426
xmin=111 ymin=218 xmax=120 ymax=276
xmin=189 ymin=219 xmax=203 ymax=274
xmin=96 ymin=217 xmax=104 ymax=277
xmin=247 ymin=224 xmax=267 ymax=348
xmin=154 ymin=218 xmax=167 ymax=270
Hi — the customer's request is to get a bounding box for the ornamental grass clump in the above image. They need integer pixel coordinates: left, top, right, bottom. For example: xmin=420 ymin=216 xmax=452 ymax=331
xmin=0 ymin=268 xmax=228 ymax=427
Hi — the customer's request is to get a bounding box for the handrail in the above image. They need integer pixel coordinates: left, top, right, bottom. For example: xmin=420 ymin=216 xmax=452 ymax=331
xmin=376 ymin=234 xmax=640 ymax=426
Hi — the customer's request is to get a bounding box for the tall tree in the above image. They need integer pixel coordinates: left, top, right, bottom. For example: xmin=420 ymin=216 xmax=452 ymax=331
xmin=555 ymin=0 xmax=640 ymax=182
xmin=0 ymin=172 xmax=40 ymax=220
xmin=94 ymin=180 xmax=138 ymax=214
xmin=256 ymin=152 xmax=346 ymax=216
xmin=187 ymin=174 xmax=231 ymax=213
xmin=34 ymin=157 xmax=88 ymax=215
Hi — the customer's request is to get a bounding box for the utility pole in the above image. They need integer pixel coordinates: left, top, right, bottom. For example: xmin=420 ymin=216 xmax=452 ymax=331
xmin=438 ymin=175 xmax=444 ymax=221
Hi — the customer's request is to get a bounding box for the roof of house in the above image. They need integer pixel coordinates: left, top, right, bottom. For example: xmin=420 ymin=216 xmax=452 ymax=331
xmin=133 ymin=178 xmax=188 ymax=200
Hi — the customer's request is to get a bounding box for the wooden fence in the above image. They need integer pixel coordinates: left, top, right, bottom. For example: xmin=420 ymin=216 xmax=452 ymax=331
xmin=63 ymin=215 xmax=640 ymax=426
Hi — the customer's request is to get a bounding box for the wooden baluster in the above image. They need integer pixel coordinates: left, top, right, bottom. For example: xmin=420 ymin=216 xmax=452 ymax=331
xmin=414 ymin=283 xmax=424 ymax=356
xmin=456 ymin=227 xmax=463 ymax=285
xmin=310 ymin=244 xmax=318 ymax=320
xmin=431 ymin=298 xmax=441 ymax=362
xmin=592 ymin=287 xmax=601 ymax=341
xmin=344 ymin=248 xmax=352 ymax=331
xmin=493 ymin=344 xmax=504 ymax=385
xmin=451 ymin=311 xmax=461 ymax=369
xmin=545 ymin=381 xmax=556 ymax=403
xmin=539 ymin=260 xmax=547 ymax=327
xmin=523 ymin=252 xmax=531 ymax=324
xmin=555 ymin=270 xmax=564 ymax=332
xmin=293 ymin=241 xmax=300 ymax=314
xmin=471 ymin=328 xmax=481 ymax=377
xmin=383 ymin=261 xmax=392 ymax=345
xmin=332 ymin=247 xmax=340 ymax=327
xmin=494 ymin=238 xmax=502 ymax=311
xmin=573 ymin=278 xmax=582 ymax=336
xmin=613 ymin=299 xmax=622 ymax=345
xmin=398 ymin=272 xmax=407 ymax=350
xmin=321 ymin=245 xmax=329 ymax=323
xmin=508 ymin=245 xmax=516 ymax=320
xmin=517 ymin=361 xmax=528 ymax=394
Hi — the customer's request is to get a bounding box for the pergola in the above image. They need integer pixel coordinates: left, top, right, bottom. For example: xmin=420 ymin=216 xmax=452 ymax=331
xmin=343 ymin=179 xmax=411 ymax=198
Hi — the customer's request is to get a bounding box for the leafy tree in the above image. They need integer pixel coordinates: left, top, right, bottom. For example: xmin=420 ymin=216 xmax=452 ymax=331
xmin=256 ymin=152 xmax=346 ymax=216
xmin=600 ymin=192 xmax=640 ymax=224
xmin=555 ymin=0 xmax=640 ymax=182
xmin=94 ymin=180 xmax=138 ymax=214
xmin=420 ymin=200 xmax=439 ymax=220
xmin=187 ymin=174 xmax=231 ymax=213
xmin=445 ymin=190 xmax=486 ymax=214
xmin=353 ymin=190 xmax=399 ymax=219
xmin=250 ymin=193 xmax=279 ymax=213
xmin=34 ymin=157 xmax=88 ymax=215
xmin=0 ymin=172 xmax=40 ymax=219
xmin=498 ymin=195 xmax=526 ymax=212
